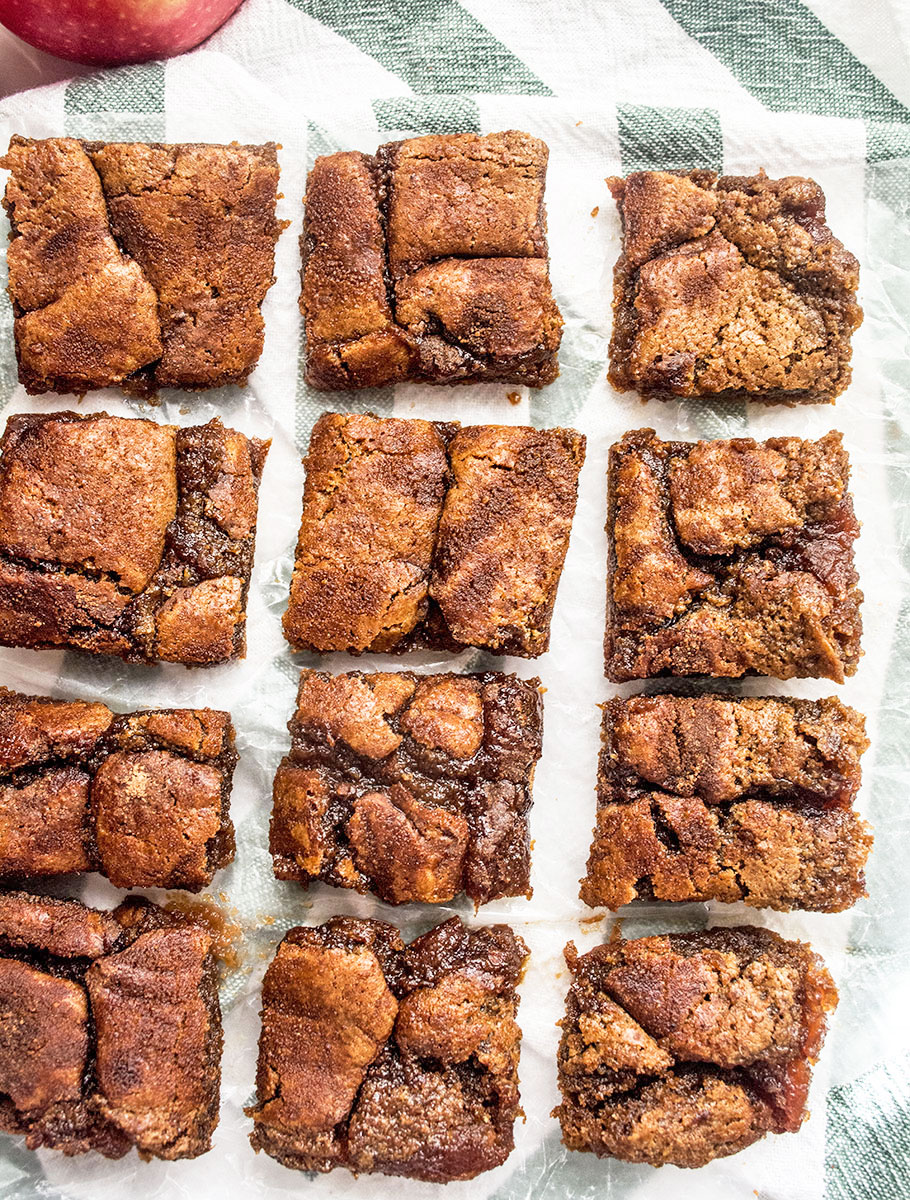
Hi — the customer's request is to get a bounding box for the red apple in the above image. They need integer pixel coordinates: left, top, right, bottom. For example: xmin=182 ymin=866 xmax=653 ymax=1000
xmin=0 ymin=0 xmax=246 ymax=67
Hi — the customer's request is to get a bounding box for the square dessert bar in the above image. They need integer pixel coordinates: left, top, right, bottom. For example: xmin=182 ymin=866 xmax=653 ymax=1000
xmin=271 ymin=669 xmax=542 ymax=905
xmin=0 ymin=687 xmax=236 ymax=890
xmin=554 ymin=926 xmax=837 ymax=1168
xmin=0 ymin=890 xmax=222 ymax=1160
xmin=0 ymin=411 xmax=268 ymax=663
xmin=248 ymin=915 xmax=527 ymax=1181
xmin=581 ymin=693 xmax=872 ymax=911
xmin=607 ymin=170 xmax=862 ymax=402
xmin=605 ymin=428 xmax=862 ymax=682
xmin=301 ymin=131 xmax=563 ymax=388
xmin=1 ymin=136 xmax=285 ymax=394
xmin=283 ymin=413 xmax=585 ymax=657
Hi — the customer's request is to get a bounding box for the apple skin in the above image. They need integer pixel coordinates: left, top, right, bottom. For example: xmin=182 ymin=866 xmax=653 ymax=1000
xmin=0 ymin=0 xmax=247 ymax=66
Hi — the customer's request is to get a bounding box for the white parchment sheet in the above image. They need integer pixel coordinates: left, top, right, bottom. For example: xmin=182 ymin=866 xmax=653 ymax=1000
xmin=0 ymin=81 xmax=906 ymax=1200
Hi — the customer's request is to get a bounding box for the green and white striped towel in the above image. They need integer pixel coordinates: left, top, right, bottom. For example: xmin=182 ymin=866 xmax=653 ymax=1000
xmin=0 ymin=2 xmax=908 ymax=1197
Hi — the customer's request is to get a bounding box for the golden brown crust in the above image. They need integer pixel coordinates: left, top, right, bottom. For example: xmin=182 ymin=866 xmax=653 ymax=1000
xmin=581 ymin=694 xmax=872 ymax=911
xmin=87 ymin=920 xmax=222 ymax=1159
xmin=605 ymin=428 xmax=862 ymax=682
xmin=301 ymin=152 xmax=413 ymax=389
xmin=284 ymin=414 xmax=584 ymax=658
xmin=283 ymin=413 xmax=450 ymax=654
xmin=0 ymin=891 xmax=120 ymax=958
xmin=0 ymin=412 xmax=268 ymax=664
xmin=301 ymin=132 xmax=562 ymax=389
xmin=431 ymin=424 xmax=585 ymax=656
xmin=0 ymin=894 xmax=221 ymax=1160
xmin=1 ymin=136 xmax=284 ymax=395
xmin=270 ymin=669 xmax=542 ymax=906
xmin=607 ymin=170 xmax=862 ymax=403
xmin=554 ymin=927 xmax=838 ymax=1167
xmin=248 ymin=916 xmax=527 ymax=1181
xmin=0 ymin=687 xmax=236 ymax=891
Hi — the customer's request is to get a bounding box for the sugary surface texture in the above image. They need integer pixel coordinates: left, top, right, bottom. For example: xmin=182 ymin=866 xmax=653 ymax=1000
xmin=581 ymin=694 xmax=872 ymax=911
xmin=283 ymin=413 xmax=584 ymax=657
xmin=608 ymin=170 xmax=862 ymax=403
xmin=0 ymin=412 xmax=268 ymax=664
xmin=0 ymin=893 xmax=221 ymax=1160
xmin=248 ymin=916 xmax=527 ymax=1181
xmin=301 ymin=132 xmax=563 ymax=388
xmin=605 ymin=428 xmax=862 ymax=682
xmin=270 ymin=670 xmax=543 ymax=905
xmin=1 ymin=136 xmax=284 ymax=394
xmin=554 ymin=926 xmax=837 ymax=1167
xmin=0 ymin=688 xmax=236 ymax=890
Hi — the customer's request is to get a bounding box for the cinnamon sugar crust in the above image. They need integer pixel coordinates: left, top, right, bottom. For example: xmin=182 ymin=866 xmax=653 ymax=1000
xmin=0 ymin=411 xmax=268 ymax=664
xmin=607 ymin=170 xmax=862 ymax=403
xmin=283 ymin=413 xmax=584 ymax=657
xmin=605 ymin=428 xmax=862 ymax=682
xmin=270 ymin=669 xmax=542 ymax=905
xmin=1 ymin=136 xmax=285 ymax=395
xmin=0 ymin=687 xmax=237 ymax=891
xmin=247 ymin=916 xmax=527 ymax=1181
xmin=581 ymin=693 xmax=872 ymax=911
xmin=0 ymin=893 xmax=221 ymax=1160
xmin=301 ymin=132 xmax=563 ymax=388
xmin=554 ymin=927 xmax=838 ymax=1167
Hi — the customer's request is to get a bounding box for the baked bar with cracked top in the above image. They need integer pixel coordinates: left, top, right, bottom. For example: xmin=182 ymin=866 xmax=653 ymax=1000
xmin=247 ymin=915 xmax=527 ymax=1181
xmin=0 ymin=687 xmax=236 ymax=891
xmin=605 ymin=428 xmax=862 ymax=682
xmin=1 ymin=136 xmax=285 ymax=394
xmin=607 ymin=170 xmax=862 ymax=403
xmin=581 ymin=693 xmax=872 ymax=911
xmin=271 ymin=669 xmax=542 ymax=905
xmin=283 ymin=412 xmax=585 ymax=657
xmin=554 ymin=926 xmax=837 ymax=1167
xmin=0 ymin=411 xmax=268 ymax=663
xmin=301 ymin=132 xmax=563 ymax=388
xmin=0 ymin=891 xmax=222 ymax=1160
